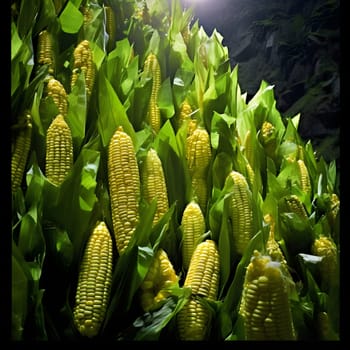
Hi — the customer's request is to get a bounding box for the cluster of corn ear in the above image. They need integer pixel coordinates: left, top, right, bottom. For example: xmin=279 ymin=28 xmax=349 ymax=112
xmin=239 ymin=250 xmax=296 ymax=340
xmin=310 ymin=235 xmax=338 ymax=292
xmin=180 ymin=201 xmax=205 ymax=271
xmin=141 ymin=148 xmax=169 ymax=225
xmin=139 ymin=248 xmax=178 ymax=312
xmin=46 ymin=78 xmax=68 ymax=117
xmin=177 ymin=239 xmax=220 ymax=340
xmin=143 ymin=53 xmax=161 ymax=134
xmin=11 ymin=111 xmax=32 ymax=193
xmin=226 ymin=170 xmax=254 ymax=255
xmin=185 ymin=126 xmax=212 ymax=213
xmin=108 ymin=126 xmax=140 ymax=255
xmin=71 ymin=40 xmax=96 ymax=99
xmin=37 ymin=29 xmax=55 ymax=76
xmin=73 ymin=221 xmax=113 ymax=338
xmin=104 ymin=5 xmax=116 ymax=52
xmin=45 ymin=114 xmax=73 ymax=186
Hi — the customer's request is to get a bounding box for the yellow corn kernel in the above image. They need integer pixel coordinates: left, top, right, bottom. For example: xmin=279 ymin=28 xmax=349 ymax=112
xmin=46 ymin=78 xmax=68 ymax=117
xmin=108 ymin=126 xmax=140 ymax=255
xmin=141 ymin=148 xmax=169 ymax=225
xmin=327 ymin=193 xmax=340 ymax=231
xmin=143 ymin=53 xmax=161 ymax=134
xmin=45 ymin=114 xmax=73 ymax=186
xmin=139 ymin=248 xmax=178 ymax=312
xmin=185 ymin=127 xmax=212 ymax=179
xmin=104 ymin=5 xmax=116 ymax=52
xmin=297 ymin=159 xmax=311 ymax=194
xmin=311 ymin=235 xmax=338 ymax=292
xmin=283 ymin=194 xmax=308 ymax=220
xmin=226 ymin=170 xmax=254 ymax=255
xmin=239 ymin=250 xmax=296 ymax=340
xmin=71 ymin=40 xmax=96 ymax=99
xmin=177 ymin=239 xmax=220 ymax=340
xmin=264 ymin=214 xmax=292 ymax=281
xmin=177 ymin=99 xmax=193 ymax=131
xmin=73 ymin=221 xmax=113 ymax=338
xmin=37 ymin=29 xmax=55 ymax=75
xmin=259 ymin=121 xmax=277 ymax=159
xmin=11 ymin=112 xmax=32 ymax=193
xmin=181 ymin=201 xmax=205 ymax=271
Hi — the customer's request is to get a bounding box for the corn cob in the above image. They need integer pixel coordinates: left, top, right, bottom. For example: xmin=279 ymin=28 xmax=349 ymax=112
xmin=181 ymin=23 xmax=191 ymax=46
xmin=45 ymin=114 xmax=73 ymax=186
xmin=185 ymin=127 xmax=211 ymax=179
xmin=71 ymin=40 xmax=96 ymax=99
xmin=181 ymin=201 xmax=205 ymax=271
xmin=37 ymin=29 xmax=55 ymax=75
xmin=11 ymin=112 xmax=32 ymax=193
xmin=46 ymin=78 xmax=68 ymax=117
xmin=243 ymin=130 xmax=254 ymax=168
xmin=259 ymin=121 xmax=277 ymax=160
xmin=80 ymin=5 xmax=93 ymax=27
xmin=311 ymin=235 xmax=338 ymax=292
xmin=177 ymin=99 xmax=193 ymax=131
xmin=104 ymin=5 xmax=116 ymax=52
xmin=139 ymin=248 xmax=178 ymax=312
xmin=297 ymin=159 xmax=311 ymax=194
xmin=326 ymin=193 xmax=340 ymax=231
xmin=264 ymin=214 xmax=292 ymax=282
xmin=143 ymin=53 xmax=161 ymax=134
xmin=283 ymin=194 xmax=308 ymax=220
xmin=226 ymin=170 xmax=254 ymax=255
xmin=108 ymin=126 xmax=140 ymax=255
xmin=177 ymin=239 xmax=220 ymax=340
xmin=245 ymin=161 xmax=255 ymax=192
xmin=73 ymin=221 xmax=113 ymax=338
xmin=239 ymin=250 xmax=296 ymax=340
xmin=141 ymin=148 xmax=169 ymax=225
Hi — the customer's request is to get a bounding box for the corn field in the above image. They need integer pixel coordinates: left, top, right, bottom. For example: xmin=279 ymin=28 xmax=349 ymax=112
xmin=11 ymin=0 xmax=340 ymax=341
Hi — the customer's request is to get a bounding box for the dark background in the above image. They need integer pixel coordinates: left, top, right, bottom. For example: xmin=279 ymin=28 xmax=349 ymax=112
xmin=182 ymin=0 xmax=340 ymax=166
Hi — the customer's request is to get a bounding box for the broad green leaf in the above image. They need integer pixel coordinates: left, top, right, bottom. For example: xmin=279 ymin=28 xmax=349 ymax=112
xmin=59 ymin=1 xmax=84 ymax=34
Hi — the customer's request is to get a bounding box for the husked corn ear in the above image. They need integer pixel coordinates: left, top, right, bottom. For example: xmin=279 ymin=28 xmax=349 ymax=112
xmin=177 ymin=239 xmax=220 ymax=340
xmin=226 ymin=170 xmax=254 ymax=255
xmin=11 ymin=112 xmax=32 ymax=193
xmin=71 ymin=40 xmax=96 ymax=99
xmin=45 ymin=114 xmax=73 ymax=186
xmin=37 ymin=29 xmax=55 ymax=75
xmin=239 ymin=250 xmax=296 ymax=340
xmin=245 ymin=161 xmax=255 ymax=191
xmin=181 ymin=23 xmax=191 ymax=46
xmin=108 ymin=126 xmax=140 ymax=255
xmin=181 ymin=201 xmax=205 ymax=271
xmin=73 ymin=221 xmax=113 ymax=338
xmin=283 ymin=195 xmax=308 ymax=220
xmin=177 ymin=99 xmax=193 ymax=131
xmin=80 ymin=5 xmax=93 ymax=27
xmin=297 ymin=159 xmax=311 ymax=194
xmin=46 ymin=78 xmax=68 ymax=117
xmin=139 ymin=248 xmax=178 ymax=312
xmin=186 ymin=127 xmax=212 ymax=178
xmin=264 ymin=214 xmax=292 ymax=281
xmin=141 ymin=148 xmax=169 ymax=225
xmin=143 ymin=53 xmax=161 ymax=133
xmin=327 ymin=193 xmax=340 ymax=231
xmin=259 ymin=121 xmax=277 ymax=159
xmin=311 ymin=235 xmax=338 ymax=292
xmin=134 ymin=1 xmax=151 ymax=25
xmin=243 ymin=130 xmax=254 ymax=168
xmin=104 ymin=5 xmax=116 ymax=52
